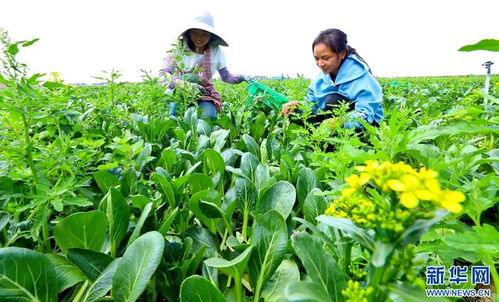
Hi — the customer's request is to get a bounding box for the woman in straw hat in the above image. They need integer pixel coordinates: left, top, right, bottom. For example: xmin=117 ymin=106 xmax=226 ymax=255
xmin=160 ymin=10 xmax=247 ymax=119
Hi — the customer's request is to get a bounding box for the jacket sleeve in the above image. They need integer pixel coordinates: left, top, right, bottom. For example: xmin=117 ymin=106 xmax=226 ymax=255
xmin=159 ymin=55 xmax=175 ymax=78
xmin=343 ymin=75 xmax=383 ymax=129
xmin=306 ymin=84 xmax=315 ymax=102
xmin=159 ymin=55 xmax=187 ymax=89
xmin=218 ymin=67 xmax=244 ymax=84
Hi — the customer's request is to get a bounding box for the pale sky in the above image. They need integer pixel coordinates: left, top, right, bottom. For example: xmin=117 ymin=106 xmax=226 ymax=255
xmin=1 ymin=0 xmax=498 ymax=83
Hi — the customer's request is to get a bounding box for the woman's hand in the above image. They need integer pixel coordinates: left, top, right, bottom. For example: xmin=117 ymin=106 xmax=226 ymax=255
xmin=281 ymin=101 xmax=300 ymax=116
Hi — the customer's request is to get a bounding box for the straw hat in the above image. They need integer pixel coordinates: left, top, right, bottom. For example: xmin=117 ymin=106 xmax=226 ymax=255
xmin=179 ymin=10 xmax=228 ymax=47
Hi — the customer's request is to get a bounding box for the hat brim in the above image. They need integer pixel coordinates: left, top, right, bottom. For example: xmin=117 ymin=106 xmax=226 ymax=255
xmin=180 ymin=23 xmax=228 ymax=47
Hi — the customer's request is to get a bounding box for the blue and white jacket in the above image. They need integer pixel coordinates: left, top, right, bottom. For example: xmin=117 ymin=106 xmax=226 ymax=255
xmin=306 ymin=54 xmax=383 ymax=129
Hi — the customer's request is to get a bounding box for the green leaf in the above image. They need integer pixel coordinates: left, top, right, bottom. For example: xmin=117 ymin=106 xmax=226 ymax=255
xmin=21 ymin=38 xmax=40 ymax=47
xmin=442 ymin=223 xmax=499 ymax=257
xmin=0 ymin=247 xmax=58 ymax=302
xmin=93 ymin=170 xmax=119 ymax=193
xmin=83 ymin=258 xmax=121 ymax=302
xmin=248 ymin=210 xmax=288 ymax=301
xmin=458 ymin=39 xmax=499 ymax=52
xmin=127 ymin=202 xmax=153 ymax=247
xmin=46 ymin=254 xmax=86 ymax=292
xmin=285 ymin=281 xmax=333 ymax=302
xmin=256 ymin=181 xmax=296 ymax=220
xmin=130 ymin=195 xmax=151 ymax=212
xmin=250 ymin=112 xmax=267 ymax=141
xmin=408 ymin=121 xmax=499 ymax=146
xmin=135 ymin=143 xmax=155 ymax=171
xmin=296 ymin=167 xmax=319 ymax=211
xmin=399 ymin=210 xmax=448 ymax=247
xmin=291 ymin=232 xmax=346 ymax=302
xmin=202 ymin=149 xmax=226 ymax=178
xmin=261 ymin=259 xmax=300 ymax=302
xmin=189 ymin=188 xmax=221 ymax=228
xmin=204 ymin=245 xmax=253 ymax=278
xmin=42 ymin=81 xmax=67 ymax=90
xmin=210 ymin=129 xmax=230 ymax=152
xmin=67 ymin=248 xmax=114 ymax=282
xmin=240 ymin=152 xmax=259 ymax=181
xmin=199 ymin=200 xmax=225 ymax=219
xmin=158 ymin=149 xmax=177 ymax=173
xmin=316 ymin=215 xmax=374 ymax=251
xmin=371 ymin=241 xmax=395 ymax=268
xmin=152 ymin=172 xmax=176 ymax=208
xmin=107 ymin=188 xmax=130 ymax=257
xmin=243 ymin=134 xmax=261 ymax=160
xmin=0 ymin=211 xmax=10 ymax=232
xmin=389 ymin=283 xmax=449 ymax=302
xmin=231 ymin=176 xmax=256 ymax=210
xmin=303 ymin=188 xmax=328 ymax=223
xmin=120 ymin=169 xmax=137 ymax=197
xmin=112 ymin=231 xmax=165 ymax=302
xmin=158 ymin=207 xmax=179 ymax=236
xmin=180 ymin=275 xmax=226 ymax=302
xmin=184 ymin=106 xmax=199 ymax=128
xmin=255 ymin=163 xmax=271 ymax=193
xmin=53 ymin=210 xmax=107 ymax=253
xmin=7 ymin=44 xmax=19 ymax=55
xmin=186 ymin=226 xmax=220 ymax=257
xmin=197 ymin=119 xmax=212 ymax=136
xmin=189 ymin=173 xmax=215 ymax=193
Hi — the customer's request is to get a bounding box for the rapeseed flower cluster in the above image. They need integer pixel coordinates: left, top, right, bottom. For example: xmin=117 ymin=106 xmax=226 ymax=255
xmin=341 ymin=160 xmax=465 ymax=213
xmin=342 ymin=280 xmax=373 ymax=302
xmin=325 ymin=191 xmax=411 ymax=232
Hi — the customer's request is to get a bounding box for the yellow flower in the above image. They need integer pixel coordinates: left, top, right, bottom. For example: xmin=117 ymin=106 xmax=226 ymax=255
xmin=436 ymin=190 xmax=465 ymax=213
xmin=423 ymin=178 xmax=441 ymax=193
xmin=400 ymin=192 xmax=419 ymax=208
xmin=387 ymin=179 xmax=406 ymax=191
xmin=344 ymin=160 xmax=465 ymax=213
xmin=414 ymin=189 xmax=435 ymax=201
xmin=346 ymin=173 xmax=370 ymax=188
xmin=342 ymin=187 xmax=357 ymax=197
xmin=355 ymin=160 xmax=380 ymax=173
xmin=418 ymin=167 xmax=438 ymax=178
xmin=392 ymin=162 xmax=416 ymax=174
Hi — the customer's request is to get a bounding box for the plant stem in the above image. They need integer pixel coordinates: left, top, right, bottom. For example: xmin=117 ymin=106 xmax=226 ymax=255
xmin=253 ymin=264 xmax=267 ymax=302
xmin=21 ymin=112 xmax=38 ymax=190
xmin=343 ymin=241 xmax=352 ymax=274
xmin=234 ymin=272 xmax=244 ymax=302
xmin=42 ymin=214 xmax=50 ymax=253
xmin=483 ymin=255 xmax=499 ymax=297
xmin=219 ymin=229 xmax=228 ymax=251
xmin=72 ymin=280 xmax=89 ymax=302
xmin=369 ymin=265 xmax=386 ymax=291
xmin=242 ymin=203 xmax=249 ymax=241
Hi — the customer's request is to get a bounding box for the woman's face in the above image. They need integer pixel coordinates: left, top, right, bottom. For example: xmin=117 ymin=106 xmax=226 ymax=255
xmin=189 ymin=28 xmax=211 ymax=51
xmin=313 ymin=42 xmax=346 ymax=75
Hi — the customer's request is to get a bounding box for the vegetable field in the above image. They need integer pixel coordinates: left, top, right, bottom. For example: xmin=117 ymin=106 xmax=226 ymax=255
xmin=1 ymin=32 xmax=498 ymax=302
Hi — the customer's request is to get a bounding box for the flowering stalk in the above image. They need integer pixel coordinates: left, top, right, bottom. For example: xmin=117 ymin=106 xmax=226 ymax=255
xmin=325 ymin=160 xmax=467 ymax=301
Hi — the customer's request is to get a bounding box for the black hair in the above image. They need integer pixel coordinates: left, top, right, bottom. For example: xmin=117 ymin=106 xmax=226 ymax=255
xmin=181 ymin=29 xmax=224 ymax=53
xmin=312 ymin=28 xmax=372 ymax=73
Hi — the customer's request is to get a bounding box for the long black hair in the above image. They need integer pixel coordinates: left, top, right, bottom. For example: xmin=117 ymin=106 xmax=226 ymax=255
xmin=312 ymin=28 xmax=372 ymax=73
